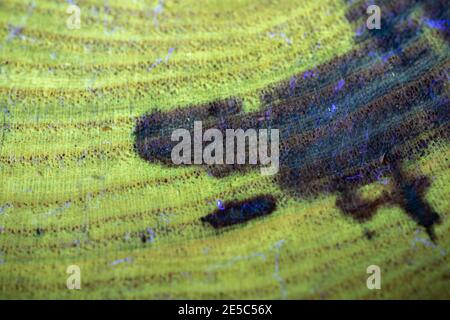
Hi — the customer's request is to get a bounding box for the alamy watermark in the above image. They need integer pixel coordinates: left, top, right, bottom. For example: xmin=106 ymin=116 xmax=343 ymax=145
xmin=171 ymin=121 xmax=280 ymax=176
xmin=366 ymin=265 xmax=381 ymax=290
xmin=66 ymin=265 xmax=81 ymax=290
xmin=366 ymin=5 xmax=381 ymax=30
xmin=66 ymin=4 xmax=81 ymax=30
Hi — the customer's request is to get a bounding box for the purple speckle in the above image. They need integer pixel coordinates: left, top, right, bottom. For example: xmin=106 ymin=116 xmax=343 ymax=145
xmin=265 ymin=108 xmax=272 ymax=120
xmin=423 ymin=18 xmax=449 ymax=31
xmin=355 ymin=24 xmax=365 ymax=37
xmin=374 ymin=166 xmax=391 ymax=185
xmin=381 ymin=48 xmax=402 ymax=63
xmin=303 ymin=70 xmax=315 ymax=79
xmin=345 ymin=172 xmax=364 ymax=181
xmin=289 ymin=76 xmax=297 ymax=92
xmin=148 ymin=48 xmax=174 ymax=71
xmin=329 ymin=104 xmax=337 ymax=113
xmin=145 ymin=228 xmax=156 ymax=243
xmin=7 ymin=25 xmax=23 ymax=41
xmin=217 ymin=200 xmax=225 ymax=211
xmin=381 ymin=51 xmax=396 ymax=62
xmin=111 ymin=257 xmax=132 ymax=266
xmin=334 ymin=79 xmax=345 ymax=92
xmin=381 ymin=52 xmax=394 ymax=62
xmin=267 ymin=31 xmax=292 ymax=45
xmin=165 ymin=47 xmax=175 ymax=62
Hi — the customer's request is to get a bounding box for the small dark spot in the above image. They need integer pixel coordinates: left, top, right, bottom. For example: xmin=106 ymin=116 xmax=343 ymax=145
xmin=201 ymin=195 xmax=276 ymax=229
xmin=140 ymin=227 xmax=156 ymax=243
xmin=364 ymin=228 xmax=376 ymax=240
xmin=36 ymin=228 xmax=44 ymax=236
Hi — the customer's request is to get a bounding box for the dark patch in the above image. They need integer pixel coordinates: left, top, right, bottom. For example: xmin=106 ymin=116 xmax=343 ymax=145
xmin=140 ymin=232 xmax=146 ymax=243
xmin=363 ymin=229 xmax=376 ymax=240
xmin=390 ymin=163 xmax=442 ymax=241
xmin=134 ymin=0 xmax=448 ymax=237
xmin=201 ymin=195 xmax=276 ymax=228
xmin=140 ymin=227 xmax=156 ymax=243
xmin=336 ymin=162 xmax=441 ymax=241
xmin=134 ymin=98 xmax=242 ymax=166
xmin=35 ymin=228 xmax=44 ymax=236
xmin=336 ymin=187 xmax=389 ymax=222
